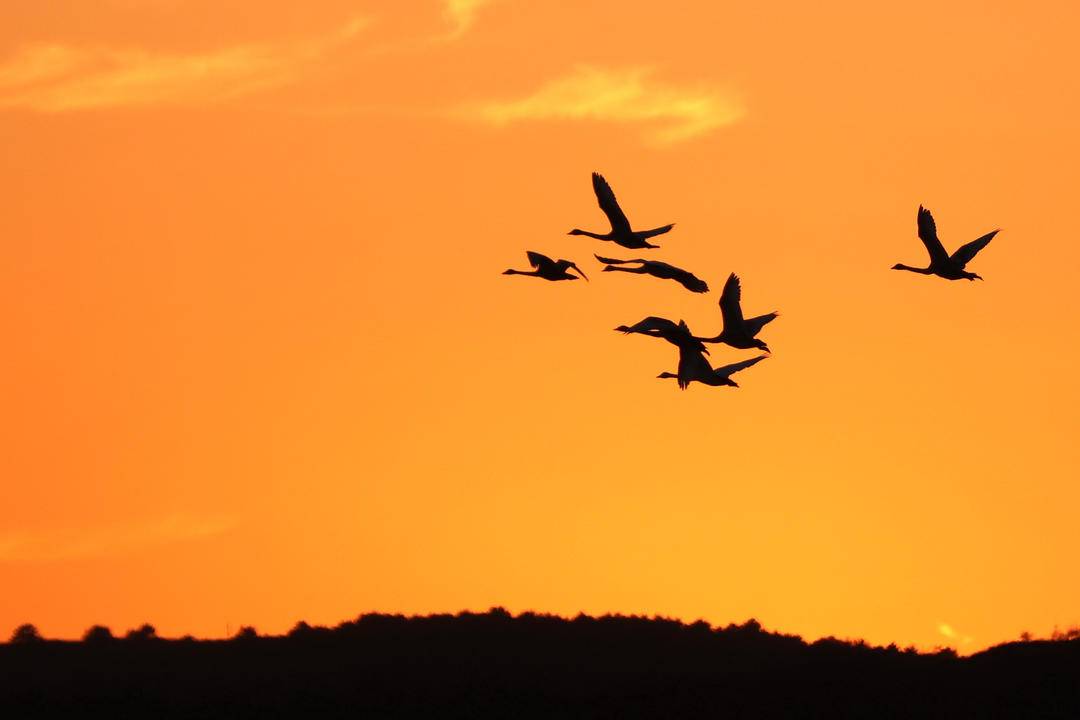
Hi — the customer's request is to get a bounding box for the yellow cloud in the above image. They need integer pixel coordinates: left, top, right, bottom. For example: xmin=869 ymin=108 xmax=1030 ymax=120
xmin=0 ymin=514 xmax=236 ymax=563
xmin=938 ymin=621 xmax=973 ymax=645
xmin=0 ymin=16 xmax=367 ymax=112
xmin=466 ymin=66 xmax=744 ymax=145
xmin=444 ymin=0 xmax=497 ymax=37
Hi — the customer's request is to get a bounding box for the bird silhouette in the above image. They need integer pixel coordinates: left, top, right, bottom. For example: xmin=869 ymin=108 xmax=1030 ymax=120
xmin=503 ymin=251 xmax=588 ymax=281
xmin=892 ymin=206 xmax=999 ymax=281
xmin=615 ymin=317 xmax=709 ymax=354
xmin=701 ymin=273 xmax=778 ymax=351
xmin=568 ymin=173 xmax=674 ymax=249
xmin=658 ymin=347 xmax=768 ymax=389
xmin=594 ymin=254 xmax=708 ymax=293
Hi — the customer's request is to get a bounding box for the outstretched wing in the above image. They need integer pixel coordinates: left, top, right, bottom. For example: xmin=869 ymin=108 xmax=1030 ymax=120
xmin=917 ymin=206 xmax=949 ymax=265
xmin=744 ymin=312 xmax=778 ymax=337
xmin=618 ymin=316 xmax=682 ymax=335
xmin=526 ymin=251 xmax=555 ymax=271
xmin=592 ymin=173 xmax=632 ymax=234
xmin=671 ymin=267 xmax=709 ymax=293
xmin=714 ymin=354 xmax=768 ymax=378
xmin=677 ymin=346 xmax=714 ymax=389
xmin=635 ymin=223 xmax=675 ymax=240
xmin=719 ymin=273 xmax=745 ymax=328
xmin=565 ymin=261 xmax=589 ymax=281
xmin=950 ymin=229 xmax=999 ymax=268
xmin=591 ymin=253 xmax=639 ymax=264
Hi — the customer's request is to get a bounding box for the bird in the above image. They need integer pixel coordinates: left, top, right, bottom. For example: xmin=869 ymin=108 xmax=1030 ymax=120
xmin=892 ymin=205 xmax=999 ymax=281
xmin=614 ymin=317 xmax=709 ymax=354
xmin=594 ymin=254 xmax=709 ymax=293
xmin=503 ymin=251 xmax=588 ymax=281
xmin=568 ymin=172 xmax=674 ymax=249
xmin=701 ymin=273 xmax=778 ymax=352
xmin=658 ymin=347 xmax=768 ymax=389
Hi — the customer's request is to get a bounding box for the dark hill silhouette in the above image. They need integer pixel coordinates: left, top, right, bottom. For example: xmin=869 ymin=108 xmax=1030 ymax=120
xmin=3 ymin=610 xmax=1079 ymax=718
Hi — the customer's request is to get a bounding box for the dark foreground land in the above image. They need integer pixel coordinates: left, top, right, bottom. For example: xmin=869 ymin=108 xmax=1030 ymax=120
xmin=3 ymin=610 xmax=1080 ymax=718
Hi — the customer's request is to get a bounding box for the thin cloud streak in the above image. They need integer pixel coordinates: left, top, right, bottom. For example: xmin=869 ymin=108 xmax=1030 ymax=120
xmin=444 ymin=0 xmax=498 ymax=38
xmin=0 ymin=16 xmax=368 ymax=112
xmin=466 ymin=65 xmax=744 ymax=144
xmin=0 ymin=515 xmax=237 ymax=563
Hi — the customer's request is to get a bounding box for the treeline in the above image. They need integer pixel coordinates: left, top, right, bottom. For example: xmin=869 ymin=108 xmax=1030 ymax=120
xmin=3 ymin=609 xmax=1079 ymax=718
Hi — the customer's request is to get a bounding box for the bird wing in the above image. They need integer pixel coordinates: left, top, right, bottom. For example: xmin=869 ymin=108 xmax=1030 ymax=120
xmin=677 ymin=346 xmax=714 ymax=388
xmin=526 ymin=251 xmax=555 ymax=271
xmin=719 ymin=273 xmax=745 ymax=327
xmin=714 ymin=355 xmax=768 ymax=377
xmin=917 ymin=206 xmax=949 ymax=265
xmin=634 ymin=223 xmax=675 ymax=240
xmin=565 ymin=261 xmax=589 ymax=281
xmin=592 ymin=173 xmax=632 ymax=234
xmin=620 ymin=316 xmax=682 ymax=335
xmin=594 ymin=254 xmax=643 ymax=265
xmin=949 ymin=229 xmax=999 ymax=268
xmin=665 ymin=265 xmax=709 ymax=293
xmin=743 ymin=312 xmax=779 ymax=337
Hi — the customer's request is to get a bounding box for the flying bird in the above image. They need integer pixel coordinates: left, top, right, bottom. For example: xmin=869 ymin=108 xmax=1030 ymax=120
xmin=615 ymin=316 xmax=709 ymax=354
xmin=658 ymin=347 xmax=768 ymax=389
xmin=503 ymin=251 xmax=588 ymax=281
xmin=568 ymin=173 xmax=674 ymax=249
xmin=702 ymin=273 xmax=778 ymax=351
xmin=594 ymin=254 xmax=709 ymax=293
xmin=892 ymin=206 xmax=999 ymax=281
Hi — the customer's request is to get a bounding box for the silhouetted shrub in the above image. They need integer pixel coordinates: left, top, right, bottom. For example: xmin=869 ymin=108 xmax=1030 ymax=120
xmin=1051 ymin=626 xmax=1080 ymax=641
xmin=234 ymin=626 xmax=258 ymax=641
xmin=82 ymin=625 xmax=114 ymax=643
xmin=9 ymin=623 xmax=42 ymax=644
xmin=124 ymin=624 xmax=157 ymax=641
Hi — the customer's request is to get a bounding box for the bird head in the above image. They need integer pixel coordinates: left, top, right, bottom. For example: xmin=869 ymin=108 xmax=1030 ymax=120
xmin=567 ymin=229 xmax=585 ymax=236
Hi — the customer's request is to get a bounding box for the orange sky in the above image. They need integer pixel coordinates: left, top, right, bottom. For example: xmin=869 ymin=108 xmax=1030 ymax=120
xmin=2 ymin=0 xmax=1079 ymax=652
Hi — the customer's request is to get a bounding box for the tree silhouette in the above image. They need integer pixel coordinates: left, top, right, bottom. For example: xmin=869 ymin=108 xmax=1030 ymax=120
xmin=124 ymin=624 xmax=157 ymax=641
xmin=82 ymin=625 xmax=114 ymax=643
xmin=9 ymin=623 xmax=42 ymax=644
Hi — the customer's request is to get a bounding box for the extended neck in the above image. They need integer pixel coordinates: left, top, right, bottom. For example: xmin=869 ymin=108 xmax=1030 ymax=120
xmin=892 ymin=264 xmax=933 ymax=274
xmin=569 ymin=229 xmax=610 ymax=240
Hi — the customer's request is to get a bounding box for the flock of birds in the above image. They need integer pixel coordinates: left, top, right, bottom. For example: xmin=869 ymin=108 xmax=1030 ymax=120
xmin=504 ymin=172 xmax=999 ymax=390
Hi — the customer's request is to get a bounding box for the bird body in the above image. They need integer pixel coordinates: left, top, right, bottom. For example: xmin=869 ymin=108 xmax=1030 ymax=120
xmin=703 ymin=273 xmax=777 ymax=351
xmin=892 ymin=206 xmax=998 ymax=281
xmin=569 ymin=173 xmax=674 ymax=249
xmin=594 ymin=254 xmax=709 ymax=293
xmin=503 ymin=251 xmax=588 ymax=281
xmin=658 ymin=348 xmax=768 ymax=389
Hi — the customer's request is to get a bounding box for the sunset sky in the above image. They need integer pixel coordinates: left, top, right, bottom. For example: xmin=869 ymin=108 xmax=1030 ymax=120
xmin=2 ymin=0 xmax=1079 ymax=653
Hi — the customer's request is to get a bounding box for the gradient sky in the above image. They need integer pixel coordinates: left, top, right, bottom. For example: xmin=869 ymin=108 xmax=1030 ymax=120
xmin=2 ymin=0 xmax=1079 ymax=652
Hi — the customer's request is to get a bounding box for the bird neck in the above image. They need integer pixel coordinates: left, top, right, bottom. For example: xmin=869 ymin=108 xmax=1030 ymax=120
xmin=892 ymin=264 xmax=933 ymax=274
xmin=570 ymin=229 xmax=609 ymax=240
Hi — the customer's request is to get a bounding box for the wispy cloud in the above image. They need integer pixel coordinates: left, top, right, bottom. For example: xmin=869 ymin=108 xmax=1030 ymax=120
xmin=0 ymin=514 xmax=236 ymax=563
xmin=0 ymin=16 xmax=367 ymax=112
xmin=938 ymin=622 xmax=974 ymax=646
xmin=465 ymin=65 xmax=744 ymax=145
xmin=444 ymin=0 xmax=497 ymax=38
